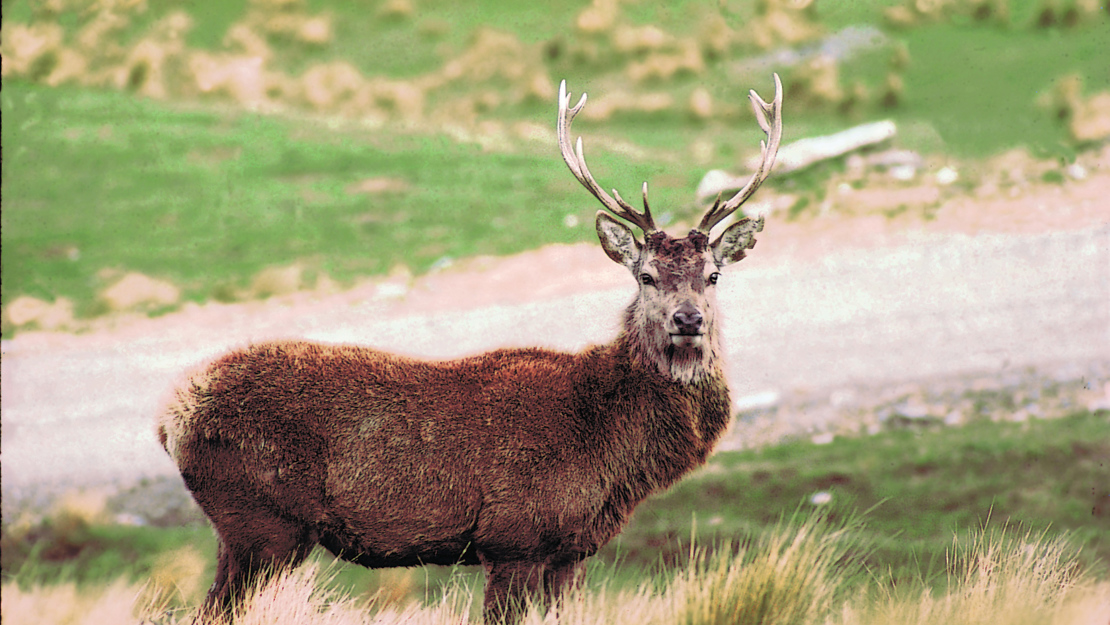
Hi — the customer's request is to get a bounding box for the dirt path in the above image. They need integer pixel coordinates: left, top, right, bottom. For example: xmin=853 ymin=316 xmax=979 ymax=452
xmin=2 ymin=169 xmax=1108 ymax=521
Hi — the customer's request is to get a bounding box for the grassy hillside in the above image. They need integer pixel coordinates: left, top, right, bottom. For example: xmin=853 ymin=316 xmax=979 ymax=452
xmin=3 ymin=0 xmax=1109 ymax=332
xmin=1 ymin=83 xmax=599 ymax=319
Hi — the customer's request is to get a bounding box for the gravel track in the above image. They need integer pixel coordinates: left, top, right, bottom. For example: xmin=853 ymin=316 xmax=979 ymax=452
xmin=2 ymin=195 xmax=1108 ymax=524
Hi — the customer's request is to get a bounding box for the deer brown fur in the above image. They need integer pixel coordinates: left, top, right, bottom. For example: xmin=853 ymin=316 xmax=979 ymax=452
xmin=157 ymin=76 xmax=782 ymax=623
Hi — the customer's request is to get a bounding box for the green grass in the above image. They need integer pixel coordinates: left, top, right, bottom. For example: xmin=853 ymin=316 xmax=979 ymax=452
xmin=3 ymin=1 xmax=1109 ymax=328
xmin=890 ymin=23 xmax=1110 ymax=157
xmin=0 ymin=519 xmax=216 ymax=590
xmin=4 ymin=411 xmax=1107 ymax=608
xmin=613 ymin=411 xmax=1110 ymax=589
xmin=0 ymin=82 xmax=618 ymax=320
xmin=5 ymin=525 xmax=1106 ymax=625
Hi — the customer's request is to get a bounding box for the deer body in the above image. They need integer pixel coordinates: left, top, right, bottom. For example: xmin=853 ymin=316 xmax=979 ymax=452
xmin=160 ymin=332 xmax=730 ymax=612
xmin=159 ymin=76 xmax=782 ymax=622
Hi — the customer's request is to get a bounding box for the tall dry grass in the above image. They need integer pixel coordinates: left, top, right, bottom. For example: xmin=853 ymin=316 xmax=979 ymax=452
xmin=834 ymin=528 xmax=1110 ymax=625
xmin=2 ymin=518 xmax=1106 ymax=625
xmin=668 ymin=512 xmax=860 ymax=625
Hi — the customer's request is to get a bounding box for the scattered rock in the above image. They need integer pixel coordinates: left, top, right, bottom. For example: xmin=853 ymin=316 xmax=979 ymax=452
xmin=99 ymin=272 xmax=180 ymax=312
xmin=511 ymin=120 xmax=555 ymax=143
xmin=1066 ymin=163 xmax=1088 ymax=180
xmin=881 ymin=399 xmax=944 ymax=428
xmin=733 ymin=390 xmax=781 ymax=413
xmin=935 ymin=166 xmax=959 ymax=186
xmin=738 ymin=0 xmax=824 ymax=50
xmin=294 ymin=15 xmax=333 ymax=45
xmin=775 ymin=120 xmax=898 ymax=174
xmin=378 ymin=0 xmax=416 ymax=20
xmin=114 ymin=11 xmax=193 ymax=100
xmin=107 ymin=476 xmax=204 ymax=527
xmin=368 ymin=78 xmax=425 ymax=122
xmin=626 ymin=41 xmax=704 ymax=83
xmin=188 ymin=50 xmax=270 ymax=108
xmin=1038 ymin=74 xmax=1110 ymax=144
xmin=372 ymin=265 xmax=414 ymax=301
xmin=434 ymin=28 xmax=554 ymax=105
xmin=249 ymin=264 xmax=304 ymax=298
xmin=580 ymin=90 xmax=674 ymax=121
xmin=809 ymin=490 xmax=833 ymax=505
xmin=4 ymin=296 xmax=75 ymax=331
xmin=300 ymin=60 xmax=364 ymax=111
xmin=42 ymin=46 xmax=89 ymax=88
xmin=1089 ymin=382 xmax=1110 ymax=413
xmin=1070 ymin=91 xmax=1110 ymax=143
xmin=345 ymin=176 xmax=409 ymax=195
xmin=688 ymin=86 xmax=714 ymax=120
xmin=789 ymin=54 xmax=845 ymax=108
xmin=575 ymin=0 xmax=620 ymax=34
xmin=0 ymin=22 xmax=65 ymax=79
xmin=612 ymin=24 xmax=671 ymax=54
xmin=726 ymin=361 xmax=1110 ymax=450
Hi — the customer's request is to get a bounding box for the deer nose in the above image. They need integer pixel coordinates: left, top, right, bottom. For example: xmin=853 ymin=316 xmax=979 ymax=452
xmin=672 ymin=303 xmax=703 ymax=334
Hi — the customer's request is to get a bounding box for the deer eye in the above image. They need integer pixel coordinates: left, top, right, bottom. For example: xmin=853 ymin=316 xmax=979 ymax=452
xmin=639 ymin=273 xmax=656 ymax=287
xmin=708 ymin=272 xmax=720 ymax=286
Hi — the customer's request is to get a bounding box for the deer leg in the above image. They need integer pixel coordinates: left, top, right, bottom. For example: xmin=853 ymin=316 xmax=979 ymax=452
xmin=482 ymin=560 xmax=545 ymax=624
xmin=203 ymin=539 xmax=232 ymax=613
xmin=542 ymin=556 xmax=584 ymax=604
xmin=481 ymin=556 xmax=585 ymax=624
xmin=199 ymin=506 xmax=316 ymax=617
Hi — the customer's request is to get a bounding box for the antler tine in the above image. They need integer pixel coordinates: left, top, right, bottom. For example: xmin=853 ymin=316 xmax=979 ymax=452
xmin=697 ymin=73 xmax=783 ymax=233
xmin=558 ymin=80 xmax=656 ymax=233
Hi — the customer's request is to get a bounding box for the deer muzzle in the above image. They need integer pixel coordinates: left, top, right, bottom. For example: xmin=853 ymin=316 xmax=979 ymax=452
xmin=670 ymin=302 xmax=704 ymax=347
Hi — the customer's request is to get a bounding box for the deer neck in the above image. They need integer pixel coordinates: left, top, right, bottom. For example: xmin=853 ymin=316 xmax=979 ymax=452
xmin=591 ymin=330 xmax=732 ymax=490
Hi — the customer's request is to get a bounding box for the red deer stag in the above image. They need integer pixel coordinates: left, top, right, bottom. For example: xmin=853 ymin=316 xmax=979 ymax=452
xmin=157 ymin=74 xmax=783 ymax=623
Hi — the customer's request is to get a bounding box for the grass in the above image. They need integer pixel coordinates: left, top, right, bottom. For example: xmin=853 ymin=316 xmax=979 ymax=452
xmin=3 ymin=410 xmax=1107 ymax=619
xmin=888 ymin=22 xmax=1110 ymax=157
xmin=669 ymin=511 xmax=862 ymax=625
xmin=3 ymin=515 xmax=1108 ymax=625
xmin=1 ymin=82 xmax=611 ymax=321
xmin=606 ymin=410 xmax=1110 ymax=589
xmin=3 ymin=1 xmax=1110 ymax=331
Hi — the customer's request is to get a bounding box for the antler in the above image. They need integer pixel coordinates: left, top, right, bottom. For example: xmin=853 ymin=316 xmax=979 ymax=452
xmin=697 ymin=73 xmax=783 ymax=233
xmin=557 ymin=80 xmax=657 ymax=233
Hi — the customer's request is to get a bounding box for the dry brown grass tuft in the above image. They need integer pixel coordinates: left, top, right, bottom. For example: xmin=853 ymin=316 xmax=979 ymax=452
xmin=2 ymin=580 xmax=146 ymax=625
xmin=667 ymin=513 xmax=857 ymax=625
xmin=835 ymin=529 xmax=1109 ymax=625
xmin=3 ymin=521 xmax=1106 ymax=625
xmin=142 ymin=545 xmax=208 ymax=608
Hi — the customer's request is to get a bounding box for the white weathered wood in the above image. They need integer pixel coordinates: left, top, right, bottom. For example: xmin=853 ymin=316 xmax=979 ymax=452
xmin=697 ymin=120 xmax=897 ymax=203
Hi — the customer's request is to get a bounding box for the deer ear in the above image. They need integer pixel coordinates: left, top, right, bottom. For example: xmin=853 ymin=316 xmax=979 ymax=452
xmin=596 ymin=211 xmax=641 ymax=271
xmin=711 ymin=216 xmax=764 ymax=267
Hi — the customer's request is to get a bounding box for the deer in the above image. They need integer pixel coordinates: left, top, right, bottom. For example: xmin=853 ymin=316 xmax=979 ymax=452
xmin=157 ymin=74 xmax=782 ymax=623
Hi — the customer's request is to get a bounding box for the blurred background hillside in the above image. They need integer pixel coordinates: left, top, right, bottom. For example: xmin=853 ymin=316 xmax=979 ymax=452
xmin=2 ymin=0 xmax=1108 ymax=334
xmin=3 ymin=2 xmax=1109 ymax=619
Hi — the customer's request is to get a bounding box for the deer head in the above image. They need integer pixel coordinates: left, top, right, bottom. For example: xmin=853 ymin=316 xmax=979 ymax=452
xmin=557 ymin=76 xmax=783 ymax=384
